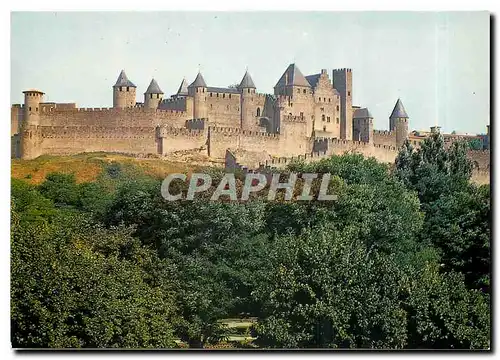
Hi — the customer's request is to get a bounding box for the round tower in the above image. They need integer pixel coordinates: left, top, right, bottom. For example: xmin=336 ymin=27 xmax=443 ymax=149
xmin=389 ymin=98 xmax=409 ymax=148
xmin=113 ymin=70 xmax=137 ymax=108
xmin=144 ymin=78 xmax=164 ymax=109
xmin=21 ymin=89 xmax=44 ymax=159
xmin=188 ymin=72 xmax=207 ymax=119
xmin=239 ymin=70 xmax=257 ymax=130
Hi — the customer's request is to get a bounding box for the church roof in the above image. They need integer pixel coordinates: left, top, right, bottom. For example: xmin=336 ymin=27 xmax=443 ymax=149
xmin=239 ymin=70 xmax=256 ymax=88
xmin=145 ymin=78 xmax=163 ymax=94
xmin=188 ymin=72 xmax=207 ymax=88
xmin=176 ymin=78 xmax=189 ymax=95
xmin=390 ymin=99 xmax=409 ymax=118
xmin=353 ymin=108 xmax=373 ymax=119
xmin=305 ymin=74 xmax=321 ymax=88
xmin=275 ymin=64 xmax=311 ymax=88
xmin=113 ymin=70 xmax=136 ymax=88
xmin=207 ymin=87 xmax=240 ymax=94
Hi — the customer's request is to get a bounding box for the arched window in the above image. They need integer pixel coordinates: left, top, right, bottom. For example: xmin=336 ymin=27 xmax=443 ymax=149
xmin=303 ymin=89 xmax=306 ymax=94
xmin=322 ymin=114 xmax=325 ymax=122
xmin=256 ymin=108 xmax=261 ymax=117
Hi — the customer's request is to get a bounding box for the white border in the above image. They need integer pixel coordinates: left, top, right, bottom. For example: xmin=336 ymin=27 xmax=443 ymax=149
xmin=2 ymin=1 xmax=498 ymax=359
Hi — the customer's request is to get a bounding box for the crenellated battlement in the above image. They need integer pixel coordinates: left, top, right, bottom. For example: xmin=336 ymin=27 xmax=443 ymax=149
xmin=157 ymin=125 xmax=205 ymax=138
xmin=373 ymin=129 xmax=395 ymax=137
xmin=209 ymin=126 xmax=280 ymax=139
xmin=185 ymin=118 xmax=207 ymax=130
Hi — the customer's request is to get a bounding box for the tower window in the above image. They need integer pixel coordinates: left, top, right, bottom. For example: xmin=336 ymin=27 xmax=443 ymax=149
xmin=217 ymin=93 xmax=219 ymax=97
xmin=303 ymin=89 xmax=306 ymax=94
xmin=248 ymin=89 xmax=250 ymax=94
xmin=323 ymin=126 xmax=326 ymax=132
xmin=328 ymin=98 xmax=331 ymax=102
xmin=229 ymin=94 xmax=231 ymax=99
xmin=322 ymin=115 xmax=325 ymax=122
xmin=348 ymin=91 xmax=351 ymax=96
xmin=210 ymin=93 xmax=213 ymax=97
xmin=29 ymin=107 xmax=31 ymax=111
xmin=223 ymin=94 xmax=225 ymax=98
xmin=300 ymin=112 xmax=303 ymax=118
xmin=150 ymin=94 xmax=153 ymax=99
xmin=257 ymin=108 xmax=261 ymax=117
xmin=36 ymin=107 xmax=38 ymax=112
xmin=323 ymin=97 xmax=326 ymax=102
xmin=127 ymin=87 xmax=130 ymax=91
xmin=327 ymin=116 xmax=330 ymax=123
xmin=336 ymin=105 xmax=339 ymax=111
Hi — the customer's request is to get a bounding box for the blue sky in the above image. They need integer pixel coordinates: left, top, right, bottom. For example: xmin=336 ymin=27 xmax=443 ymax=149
xmin=11 ymin=11 xmax=489 ymax=134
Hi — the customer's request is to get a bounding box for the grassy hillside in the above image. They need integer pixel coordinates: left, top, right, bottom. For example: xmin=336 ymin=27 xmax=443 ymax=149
xmin=11 ymin=152 xmax=219 ymax=184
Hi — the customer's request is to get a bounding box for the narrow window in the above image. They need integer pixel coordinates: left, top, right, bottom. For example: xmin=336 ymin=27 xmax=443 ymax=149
xmin=303 ymin=89 xmax=306 ymax=94
xmin=323 ymin=126 xmax=326 ymax=132
xmin=217 ymin=93 xmax=219 ymax=97
xmin=210 ymin=93 xmax=213 ymax=97
xmin=223 ymin=93 xmax=225 ymax=98
xmin=257 ymin=108 xmax=261 ymax=117
xmin=248 ymin=89 xmax=250 ymax=94
xmin=328 ymin=98 xmax=331 ymax=102
xmin=29 ymin=107 xmax=31 ymax=111
xmin=323 ymin=97 xmax=326 ymax=102
xmin=36 ymin=107 xmax=38 ymax=112
xmin=210 ymin=104 xmax=213 ymax=109
xmin=127 ymin=86 xmax=130 ymax=91
xmin=322 ymin=115 xmax=325 ymax=122
xmin=336 ymin=105 xmax=339 ymax=111
xmin=297 ymin=89 xmax=300 ymax=94
xmin=336 ymin=118 xmax=339 ymax=124
xmin=229 ymin=94 xmax=232 ymax=99
xmin=150 ymin=94 xmax=153 ymax=99
xmin=348 ymin=91 xmax=351 ymax=96
xmin=227 ymin=105 xmax=230 ymax=110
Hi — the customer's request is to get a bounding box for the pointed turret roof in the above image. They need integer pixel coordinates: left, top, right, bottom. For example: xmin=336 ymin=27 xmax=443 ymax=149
xmin=353 ymin=108 xmax=373 ymax=119
xmin=390 ymin=99 xmax=409 ymax=118
xmin=113 ymin=70 xmax=136 ymax=88
xmin=176 ymin=78 xmax=189 ymax=95
xmin=239 ymin=70 xmax=256 ymax=88
xmin=188 ymin=72 xmax=207 ymax=88
xmin=275 ymin=64 xmax=311 ymax=88
xmin=145 ymin=78 xmax=163 ymax=94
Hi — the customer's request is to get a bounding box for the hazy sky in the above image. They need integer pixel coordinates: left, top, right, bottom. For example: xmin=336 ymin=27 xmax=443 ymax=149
xmin=11 ymin=11 xmax=489 ymax=134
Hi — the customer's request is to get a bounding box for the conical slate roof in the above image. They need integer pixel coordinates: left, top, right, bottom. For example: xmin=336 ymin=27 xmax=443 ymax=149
xmin=113 ymin=70 xmax=136 ymax=88
xmin=239 ymin=70 xmax=256 ymax=88
xmin=188 ymin=72 xmax=207 ymax=88
xmin=390 ymin=99 xmax=409 ymax=118
xmin=353 ymin=108 xmax=373 ymax=119
xmin=275 ymin=64 xmax=311 ymax=88
xmin=176 ymin=78 xmax=189 ymax=95
xmin=145 ymin=78 xmax=163 ymax=94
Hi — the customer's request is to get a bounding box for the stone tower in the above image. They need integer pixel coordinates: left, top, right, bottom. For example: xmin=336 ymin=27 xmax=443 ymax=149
xmin=332 ymin=68 xmax=353 ymax=140
xmin=21 ymin=89 xmax=44 ymax=160
xmin=239 ymin=70 xmax=257 ymax=130
xmin=144 ymin=78 xmax=164 ymax=109
xmin=353 ymin=108 xmax=373 ymax=144
xmin=113 ymin=70 xmax=137 ymax=108
xmin=188 ymin=72 xmax=208 ymax=119
xmin=389 ymin=98 xmax=409 ymax=148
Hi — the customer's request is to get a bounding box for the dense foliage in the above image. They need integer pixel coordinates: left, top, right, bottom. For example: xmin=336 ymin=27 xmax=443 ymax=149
xmin=11 ymin=133 xmax=490 ymax=349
